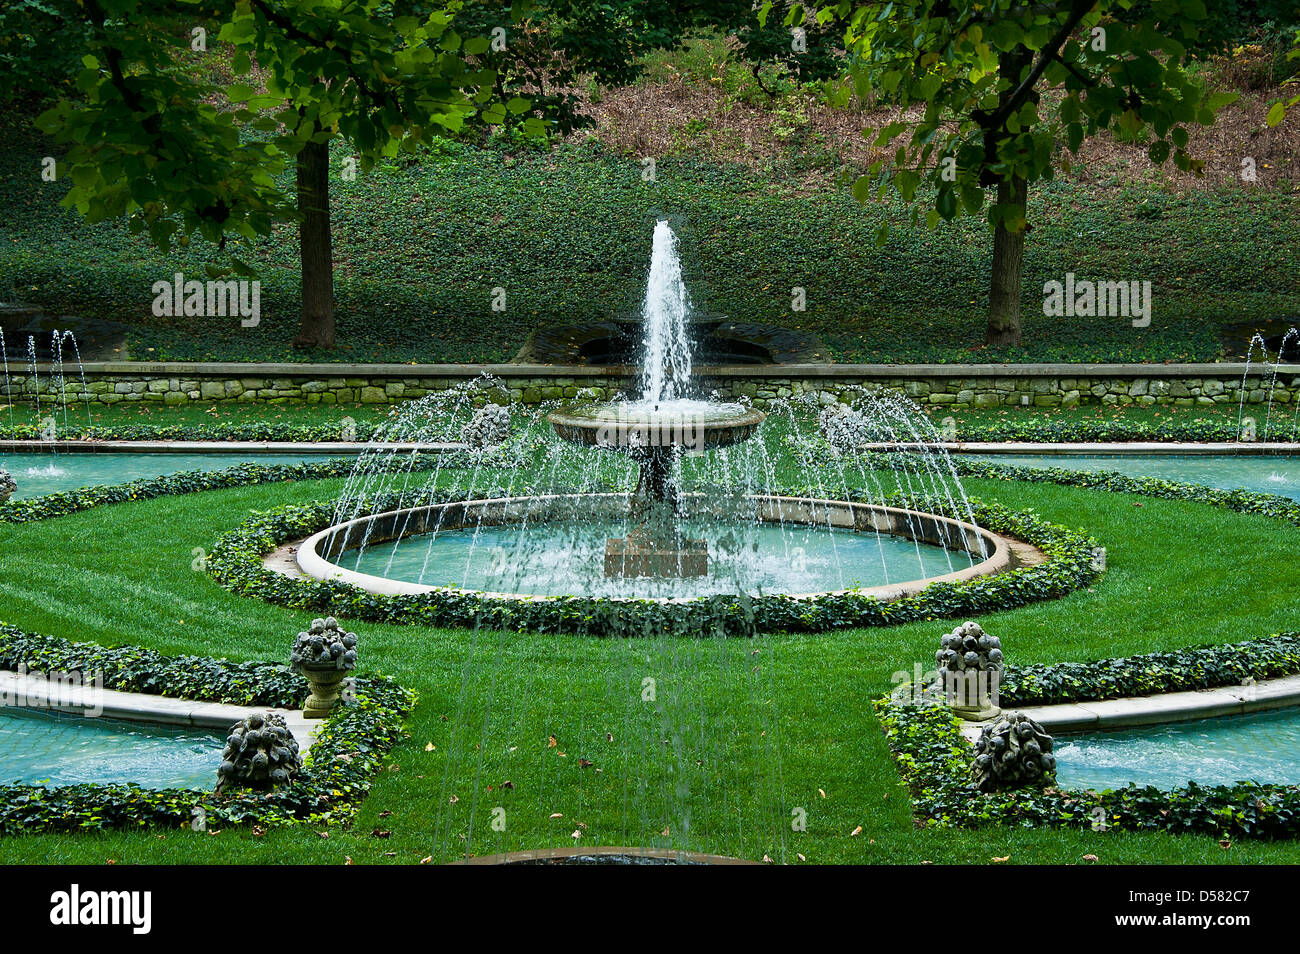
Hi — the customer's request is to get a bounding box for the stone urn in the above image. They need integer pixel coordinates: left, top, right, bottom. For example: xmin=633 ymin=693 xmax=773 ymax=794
xmin=0 ymin=468 xmax=15 ymax=504
xmin=936 ymin=621 xmax=1004 ymax=721
xmin=290 ymin=617 xmax=358 ymax=719
xmin=971 ymin=713 xmax=1056 ymax=793
xmin=216 ymin=712 xmax=302 ymax=793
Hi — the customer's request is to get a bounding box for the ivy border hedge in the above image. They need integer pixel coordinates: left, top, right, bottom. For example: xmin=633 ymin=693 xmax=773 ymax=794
xmin=203 ymin=490 xmax=1100 ymax=637
xmin=1001 ymin=632 xmax=1300 ymax=707
xmin=0 ymin=410 xmax=1289 ymax=445
xmin=877 ymin=678 xmax=1300 ymax=840
xmin=0 ymin=625 xmax=415 ymax=835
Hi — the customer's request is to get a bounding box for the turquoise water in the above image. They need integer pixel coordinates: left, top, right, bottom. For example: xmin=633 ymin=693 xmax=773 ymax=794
xmin=1054 ymin=707 xmax=1300 ymax=790
xmin=959 ymin=453 xmax=1300 ymax=501
xmin=0 ymin=452 xmax=344 ymax=498
xmin=0 ymin=706 xmax=224 ymax=790
xmin=344 ymin=518 xmax=974 ymax=598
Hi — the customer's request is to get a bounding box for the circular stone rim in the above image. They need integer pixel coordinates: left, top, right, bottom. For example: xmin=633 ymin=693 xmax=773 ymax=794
xmin=293 ymin=493 xmax=1023 ymax=604
xmin=546 ymin=403 xmax=767 ymax=449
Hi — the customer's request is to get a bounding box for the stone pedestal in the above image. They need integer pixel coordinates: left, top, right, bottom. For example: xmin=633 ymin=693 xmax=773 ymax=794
xmin=605 ymin=536 xmax=708 ymax=578
xmin=943 ymin=670 xmax=1001 ymax=722
xmin=300 ymin=668 xmax=348 ymax=719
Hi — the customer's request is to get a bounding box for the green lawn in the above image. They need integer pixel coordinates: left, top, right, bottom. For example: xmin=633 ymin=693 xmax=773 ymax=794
xmin=1 ymin=466 xmax=1298 ymax=864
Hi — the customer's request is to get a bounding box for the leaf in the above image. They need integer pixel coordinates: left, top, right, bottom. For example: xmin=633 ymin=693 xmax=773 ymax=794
xmin=1266 ymin=101 xmax=1286 ymax=128
xmin=936 ymin=187 xmax=958 ymax=221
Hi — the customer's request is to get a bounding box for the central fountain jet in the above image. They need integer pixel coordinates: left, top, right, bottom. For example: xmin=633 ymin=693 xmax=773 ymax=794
xmin=546 ymin=220 xmax=765 ymax=577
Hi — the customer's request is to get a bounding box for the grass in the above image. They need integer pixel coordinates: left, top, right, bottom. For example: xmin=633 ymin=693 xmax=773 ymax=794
xmin=1 ymin=464 xmax=1298 ymax=864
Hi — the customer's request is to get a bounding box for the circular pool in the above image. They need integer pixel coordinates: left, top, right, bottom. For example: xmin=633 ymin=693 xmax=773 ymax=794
xmin=293 ymin=493 xmax=1021 ymax=602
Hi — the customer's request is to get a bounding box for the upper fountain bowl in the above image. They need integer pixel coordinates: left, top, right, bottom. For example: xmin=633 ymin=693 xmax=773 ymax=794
xmin=547 ymin=399 xmax=766 ymax=451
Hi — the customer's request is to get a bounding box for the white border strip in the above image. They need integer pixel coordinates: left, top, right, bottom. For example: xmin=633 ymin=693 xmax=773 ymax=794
xmin=0 ymin=440 xmax=464 ymax=454
xmin=958 ymin=673 xmax=1300 ymax=742
xmin=0 ymin=669 xmax=318 ymax=751
xmin=863 ymin=441 xmax=1298 ymax=456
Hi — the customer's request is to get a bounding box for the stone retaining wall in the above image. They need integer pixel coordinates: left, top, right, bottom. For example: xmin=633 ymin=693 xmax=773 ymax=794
xmin=3 ymin=363 xmax=1296 ymax=409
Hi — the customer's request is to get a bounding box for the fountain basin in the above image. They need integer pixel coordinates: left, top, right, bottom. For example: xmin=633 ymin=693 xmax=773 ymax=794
xmin=547 ymin=401 xmax=766 ymax=451
xmin=292 ymin=493 xmax=1024 ymax=602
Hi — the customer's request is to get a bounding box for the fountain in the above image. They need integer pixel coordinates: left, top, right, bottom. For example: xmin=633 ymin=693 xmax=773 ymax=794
xmin=244 ymin=221 xmax=1064 ymax=864
xmin=546 ymin=220 xmax=765 ymax=578
xmin=289 ymin=219 xmax=1032 ymax=611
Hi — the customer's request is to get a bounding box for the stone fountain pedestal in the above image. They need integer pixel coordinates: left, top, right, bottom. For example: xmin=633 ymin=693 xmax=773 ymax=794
xmin=546 ymin=401 xmax=765 ymax=581
xmin=605 ymin=534 xmax=708 ymax=578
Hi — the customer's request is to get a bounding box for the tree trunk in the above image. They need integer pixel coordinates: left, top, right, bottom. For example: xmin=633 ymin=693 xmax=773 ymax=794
xmin=987 ymin=174 xmax=1027 ymax=348
xmin=985 ymin=45 xmax=1033 ymax=349
xmin=294 ymin=136 xmax=335 ymax=349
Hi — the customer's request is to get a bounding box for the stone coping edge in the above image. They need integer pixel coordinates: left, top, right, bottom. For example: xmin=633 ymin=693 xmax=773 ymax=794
xmin=293 ymin=493 xmax=1024 ymax=604
xmin=24 ymin=361 xmax=1300 ymax=378
xmin=957 ymin=672 xmax=1300 ymax=741
xmin=0 ymin=668 xmax=319 ymax=751
xmin=1 ymin=440 xmax=1293 ymax=456
xmin=0 ymin=440 xmax=463 ymax=454
xmin=873 ymin=441 xmax=1300 ymax=456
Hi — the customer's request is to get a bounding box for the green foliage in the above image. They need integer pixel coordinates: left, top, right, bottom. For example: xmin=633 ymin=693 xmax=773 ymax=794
xmin=0 ymin=419 xmax=387 ymax=443
xmin=878 ymin=696 xmax=1300 ymax=839
xmin=1 ymin=440 xmax=1299 ymax=860
xmin=0 ymin=0 xmax=92 ymax=105
xmin=1002 ymin=632 xmax=1300 ymax=706
xmin=830 ymin=0 xmax=1236 ymax=230
xmin=0 ymin=624 xmax=305 ymax=707
xmin=4 ymin=122 xmax=1295 ymax=363
xmin=0 ymin=403 xmax=1283 ymax=444
xmin=29 ymin=0 xmax=518 ymax=265
xmin=0 ymin=625 xmax=414 ymax=835
xmin=450 ymin=0 xmax=711 ymax=133
xmin=935 ymin=414 xmax=1271 ymax=443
